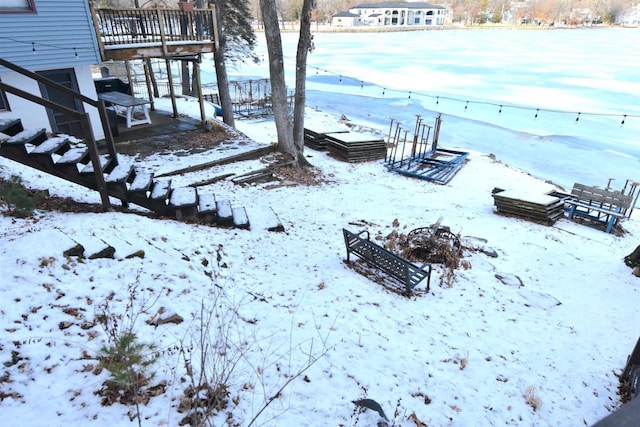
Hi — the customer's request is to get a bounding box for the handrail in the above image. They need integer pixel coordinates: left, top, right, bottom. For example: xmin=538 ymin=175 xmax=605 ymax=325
xmin=0 ymin=57 xmax=112 ymax=209
xmin=92 ymin=7 xmax=218 ymax=49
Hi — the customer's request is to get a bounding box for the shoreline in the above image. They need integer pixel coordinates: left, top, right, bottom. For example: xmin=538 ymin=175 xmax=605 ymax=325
xmin=254 ymin=23 xmax=631 ymax=34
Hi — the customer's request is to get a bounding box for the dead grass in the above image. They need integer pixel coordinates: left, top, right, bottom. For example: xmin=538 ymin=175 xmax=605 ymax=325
xmin=524 ymin=385 xmax=543 ymax=411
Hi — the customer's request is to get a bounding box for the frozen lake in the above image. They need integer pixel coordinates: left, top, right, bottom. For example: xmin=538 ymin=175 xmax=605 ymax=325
xmin=204 ymin=28 xmax=640 ymax=189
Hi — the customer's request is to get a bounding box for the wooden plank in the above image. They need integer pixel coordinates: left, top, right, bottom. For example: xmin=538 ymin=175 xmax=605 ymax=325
xmin=571 ymin=183 xmax=633 ymax=208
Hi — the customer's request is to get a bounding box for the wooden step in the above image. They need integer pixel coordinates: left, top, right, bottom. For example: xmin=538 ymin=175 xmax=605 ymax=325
xmin=149 ymin=179 xmax=172 ymax=213
xmin=80 ymin=154 xmax=112 ymax=175
xmin=128 ymin=170 xmax=154 ymax=193
xmin=232 ymin=206 xmax=250 ymax=229
xmin=197 ymin=192 xmax=217 ymax=223
xmin=105 ymin=162 xmax=134 ymax=201
xmin=0 ymin=118 xmax=23 ymax=136
xmin=4 ymin=128 xmax=48 ymax=155
xmin=106 ymin=162 xmax=134 ymax=184
xmin=216 ymin=199 xmax=233 ymax=226
xmin=57 ymin=146 xmax=89 ymax=165
xmin=30 ymin=135 xmax=70 ymax=156
xmin=169 ymin=187 xmax=198 ymax=220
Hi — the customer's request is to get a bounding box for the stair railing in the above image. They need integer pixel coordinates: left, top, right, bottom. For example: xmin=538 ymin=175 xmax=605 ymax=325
xmin=0 ymin=57 xmax=115 ymax=209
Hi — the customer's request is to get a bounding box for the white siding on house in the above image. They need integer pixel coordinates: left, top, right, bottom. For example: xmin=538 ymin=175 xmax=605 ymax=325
xmin=0 ymin=65 xmax=105 ymax=140
xmin=0 ymin=0 xmax=101 ymax=71
xmin=0 ymin=0 xmax=105 ymax=139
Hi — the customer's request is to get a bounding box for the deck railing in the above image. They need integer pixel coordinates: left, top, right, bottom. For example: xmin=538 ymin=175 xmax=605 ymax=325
xmin=91 ymin=6 xmax=218 ymax=60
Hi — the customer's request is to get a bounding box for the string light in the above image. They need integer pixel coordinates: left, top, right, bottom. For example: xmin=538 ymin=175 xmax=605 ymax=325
xmin=0 ymin=35 xmax=93 ymax=57
xmin=299 ymin=58 xmax=636 ymax=126
xmin=576 ymin=112 xmax=581 ymax=122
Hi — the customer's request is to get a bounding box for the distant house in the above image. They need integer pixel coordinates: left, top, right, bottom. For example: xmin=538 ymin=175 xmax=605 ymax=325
xmin=0 ymin=0 xmax=105 ymax=139
xmin=345 ymin=2 xmax=449 ymax=27
xmin=331 ymin=11 xmax=361 ymax=27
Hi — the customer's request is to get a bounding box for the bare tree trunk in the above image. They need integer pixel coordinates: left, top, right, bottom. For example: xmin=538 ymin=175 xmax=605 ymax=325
xmin=291 ymin=0 xmax=316 ymax=167
xmin=213 ymin=2 xmax=235 ymax=126
xmin=259 ymin=0 xmax=293 ymax=159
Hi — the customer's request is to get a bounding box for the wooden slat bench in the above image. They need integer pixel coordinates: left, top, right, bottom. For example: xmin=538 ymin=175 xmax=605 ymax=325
xmin=343 ymin=228 xmax=431 ymax=295
xmin=565 ymin=183 xmax=634 ymax=233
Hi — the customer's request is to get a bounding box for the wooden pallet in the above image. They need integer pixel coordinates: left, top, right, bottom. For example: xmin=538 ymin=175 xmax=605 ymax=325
xmin=325 ymin=131 xmax=387 ymax=162
xmin=304 ymin=127 xmax=348 ymax=151
xmin=492 ymin=189 xmax=565 ymax=225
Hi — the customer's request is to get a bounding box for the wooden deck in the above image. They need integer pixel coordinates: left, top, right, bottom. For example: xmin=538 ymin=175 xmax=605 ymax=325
xmin=91 ymin=6 xmax=218 ymax=61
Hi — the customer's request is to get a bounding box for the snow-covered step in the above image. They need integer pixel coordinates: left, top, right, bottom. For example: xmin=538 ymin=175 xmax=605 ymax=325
xmin=80 ymin=154 xmax=111 ymax=174
xmin=216 ymin=199 xmax=233 ymax=226
xmin=29 ymin=135 xmax=69 ymax=155
xmin=232 ymin=206 xmax=250 ymax=229
xmin=197 ymin=192 xmax=217 ymax=223
xmin=169 ymin=187 xmax=198 ymax=220
xmin=128 ymin=170 xmax=154 ymax=193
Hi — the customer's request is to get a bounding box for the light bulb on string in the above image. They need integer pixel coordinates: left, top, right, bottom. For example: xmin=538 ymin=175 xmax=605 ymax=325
xmin=339 ymin=75 xmax=342 ymax=83
xmin=621 ymin=114 xmax=626 ymax=126
xmin=534 ymin=109 xmax=539 ymax=119
xmin=436 ymin=96 xmax=439 ymax=105
xmin=576 ymin=112 xmax=581 ymax=122
xmin=73 ymin=47 xmax=78 ymax=57
xmin=464 ymin=101 xmax=469 ymax=111
xmin=498 ymin=105 xmax=502 ymax=114
xmin=408 ymin=91 xmax=412 ymax=99
xmin=382 ymin=88 xmax=386 ymax=96
xmin=32 ymin=42 xmax=36 ymax=53
xmin=360 ymin=81 xmax=363 ymax=89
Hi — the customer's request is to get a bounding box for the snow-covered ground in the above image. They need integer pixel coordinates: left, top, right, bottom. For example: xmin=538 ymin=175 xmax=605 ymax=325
xmin=1 ymin=28 xmax=639 ymax=427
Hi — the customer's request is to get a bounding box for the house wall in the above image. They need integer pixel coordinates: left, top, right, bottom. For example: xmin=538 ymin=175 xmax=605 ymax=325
xmin=0 ymin=65 xmax=103 ymax=139
xmin=0 ymin=0 xmax=104 ymax=139
xmin=0 ymin=0 xmax=101 ymax=69
xmin=351 ymin=5 xmax=447 ymax=26
xmin=332 ymin=16 xmax=358 ymax=27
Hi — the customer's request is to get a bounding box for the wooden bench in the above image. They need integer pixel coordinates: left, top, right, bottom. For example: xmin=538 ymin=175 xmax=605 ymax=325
xmin=343 ymin=228 xmax=431 ymax=295
xmin=565 ymin=183 xmax=634 ymax=233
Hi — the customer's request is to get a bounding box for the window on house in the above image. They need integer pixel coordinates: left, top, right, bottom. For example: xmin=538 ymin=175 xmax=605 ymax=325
xmin=0 ymin=0 xmax=36 ymax=12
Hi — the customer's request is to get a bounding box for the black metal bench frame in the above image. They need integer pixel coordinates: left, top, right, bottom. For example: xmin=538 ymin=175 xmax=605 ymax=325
xmin=343 ymin=228 xmax=431 ymax=295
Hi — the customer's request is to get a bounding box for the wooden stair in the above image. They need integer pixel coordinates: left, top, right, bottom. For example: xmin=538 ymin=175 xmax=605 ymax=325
xmin=0 ymin=118 xmax=251 ymax=229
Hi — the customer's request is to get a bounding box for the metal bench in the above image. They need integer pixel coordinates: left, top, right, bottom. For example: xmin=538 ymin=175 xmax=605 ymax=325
xmin=343 ymin=228 xmax=431 ymax=295
xmin=565 ymin=183 xmax=634 ymax=233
